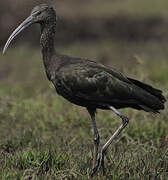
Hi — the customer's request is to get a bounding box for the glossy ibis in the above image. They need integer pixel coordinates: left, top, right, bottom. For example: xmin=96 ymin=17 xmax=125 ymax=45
xmin=3 ymin=4 xmax=166 ymax=176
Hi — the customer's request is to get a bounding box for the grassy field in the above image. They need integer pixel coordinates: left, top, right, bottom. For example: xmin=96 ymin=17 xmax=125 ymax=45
xmin=0 ymin=40 xmax=168 ymax=179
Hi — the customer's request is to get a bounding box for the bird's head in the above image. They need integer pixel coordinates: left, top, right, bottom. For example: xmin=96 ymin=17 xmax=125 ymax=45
xmin=3 ymin=4 xmax=56 ymax=55
xmin=31 ymin=4 xmax=56 ymax=24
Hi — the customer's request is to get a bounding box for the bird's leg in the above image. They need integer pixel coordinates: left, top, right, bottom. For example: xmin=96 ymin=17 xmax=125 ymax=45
xmin=87 ymin=108 xmax=100 ymax=168
xmin=91 ymin=106 xmax=129 ymax=177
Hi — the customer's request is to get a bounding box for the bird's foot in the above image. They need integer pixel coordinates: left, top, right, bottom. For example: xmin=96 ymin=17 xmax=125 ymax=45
xmin=90 ymin=150 xmax=105 ymax=177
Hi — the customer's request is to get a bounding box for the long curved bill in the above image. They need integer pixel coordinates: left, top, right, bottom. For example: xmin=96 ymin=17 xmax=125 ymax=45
xmin=3 ymin=15 xmax=34 ymax=55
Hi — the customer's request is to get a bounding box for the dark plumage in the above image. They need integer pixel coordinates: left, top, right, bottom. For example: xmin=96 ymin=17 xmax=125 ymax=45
xmin=3 ymin=4 xmax=166 ymax=176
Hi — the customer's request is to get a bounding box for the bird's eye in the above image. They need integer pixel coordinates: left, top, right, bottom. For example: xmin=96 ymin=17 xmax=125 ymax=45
xmin=32 ymin=11 xmax=41 ymax=17
xmin=33 ymin=11 xmax=41 ymax=16
xmin=37 ymin=11 xmax=41 ymax=16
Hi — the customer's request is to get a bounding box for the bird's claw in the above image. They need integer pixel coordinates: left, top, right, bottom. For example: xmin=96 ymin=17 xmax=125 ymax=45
xmin=91 ymin=151 xmax=105 ymax=177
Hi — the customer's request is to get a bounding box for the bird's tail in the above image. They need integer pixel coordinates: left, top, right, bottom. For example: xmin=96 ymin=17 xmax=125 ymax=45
xmin=128 ymin=77 xmax=166 ymax=113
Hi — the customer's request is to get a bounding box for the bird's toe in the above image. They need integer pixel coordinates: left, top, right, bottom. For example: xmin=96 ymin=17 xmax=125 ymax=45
xmin=90 ymin=151 xmax=105 ymax=177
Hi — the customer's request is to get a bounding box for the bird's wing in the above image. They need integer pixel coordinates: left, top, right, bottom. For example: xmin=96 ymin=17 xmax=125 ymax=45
xmin=54 ymin=59 xmax=164 ymax=111
xmin=58 ymin=63 xmax=137 ymax=103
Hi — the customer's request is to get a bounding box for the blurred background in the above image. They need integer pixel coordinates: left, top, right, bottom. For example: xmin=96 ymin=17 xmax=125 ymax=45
xmin=1 ymin=0 xmax=168 ymax=44
xmin=1 ymin=0 xmax=168 ymax=74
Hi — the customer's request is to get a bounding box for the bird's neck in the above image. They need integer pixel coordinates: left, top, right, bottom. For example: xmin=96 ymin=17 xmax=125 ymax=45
xmin=40 ymin=21 xmax=56 ymax=61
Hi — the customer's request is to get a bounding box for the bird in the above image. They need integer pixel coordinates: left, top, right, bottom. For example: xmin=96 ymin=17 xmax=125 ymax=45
xmin=3 ymin=4 xmax=166 ymax=176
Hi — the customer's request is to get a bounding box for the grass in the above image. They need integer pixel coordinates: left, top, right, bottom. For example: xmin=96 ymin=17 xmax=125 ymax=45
xmin=0 ymin=40 xmax=168 ymax=179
